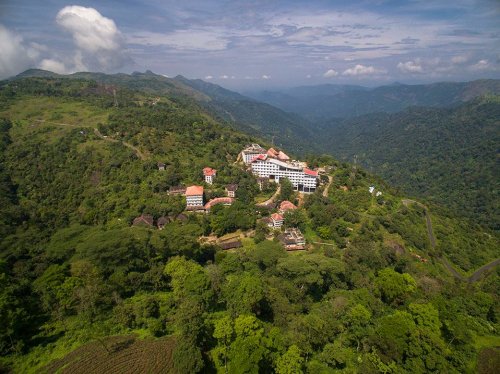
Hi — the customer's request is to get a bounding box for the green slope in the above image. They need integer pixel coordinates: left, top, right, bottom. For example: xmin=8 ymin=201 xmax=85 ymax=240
xmin=318 ymin=97 xmax=500 ymax=230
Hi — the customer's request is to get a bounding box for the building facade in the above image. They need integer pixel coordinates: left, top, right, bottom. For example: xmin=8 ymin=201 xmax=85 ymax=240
xmin=203 ymin=167 xmax=216 ymax=184
xmin=185 ymin=185 xmax=204 ymax=209
xmin=250 ymin=155 xmax=318 ymax=192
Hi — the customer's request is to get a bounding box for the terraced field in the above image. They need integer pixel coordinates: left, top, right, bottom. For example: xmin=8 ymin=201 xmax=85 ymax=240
xmin=43 ymin=335 xmax=177 ymax=374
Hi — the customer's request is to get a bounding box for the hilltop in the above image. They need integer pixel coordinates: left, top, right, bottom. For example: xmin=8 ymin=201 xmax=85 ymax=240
xmin=12 ymin=69 xmax=316 ymax=154
xmin=0 ymin=75 xmax=498 ymax=373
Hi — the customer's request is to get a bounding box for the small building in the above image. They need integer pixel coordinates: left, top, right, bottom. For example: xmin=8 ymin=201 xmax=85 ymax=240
xmin=279 ymin=200 xmax=297 ymax=214
xmin=203 ymin=167 xmax=217 ymax=184
xmin=132 ymin=214 xmax=154 ymax=227
xmin=186 ymin=185 xmax=204 ymax=209
xmin=157 ymin=216 xmax=170 ymax=230
xmin=204 ymin=197 xmax=234 ymax=211
xmin=369 ymin=186 xmax=375 ymax=194
xmin=225 ymin=184 xmax=238 ymax=198
xmin=279 ymin=228 xmax=306 ymax=251
xmin=218 ymin=240 xmax=243 ymax=250
xmin=269 ymin=213 xmax=284 ymax=228
xmin=157 ymin=162 xmax=166 ymax=171
xmin=168 ymin=186 xmax=187 ymax=195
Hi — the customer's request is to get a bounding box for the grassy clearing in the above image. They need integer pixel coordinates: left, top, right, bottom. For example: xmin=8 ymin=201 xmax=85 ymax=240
xmin=1 ymin=96 xmax=109 ymax=127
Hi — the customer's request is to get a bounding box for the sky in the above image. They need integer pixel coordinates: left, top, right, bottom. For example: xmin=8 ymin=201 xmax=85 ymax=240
xmin=0 ymin=0 xmax=499 ymax=90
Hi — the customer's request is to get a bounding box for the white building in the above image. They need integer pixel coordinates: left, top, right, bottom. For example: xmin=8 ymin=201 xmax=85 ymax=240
xmin=250 ymin=155 xmax=318 ymax=193
xmin=185 ymin=185 xmax=204 ymax=209
xmin=203 ymin=167 xmax=216 ymax=184
xmin=241 ymin=144 xmax=267 ymax=164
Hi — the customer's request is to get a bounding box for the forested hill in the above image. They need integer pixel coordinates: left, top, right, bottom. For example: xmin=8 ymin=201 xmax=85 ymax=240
xmin=317 ymin=97 xmax=500 ymax=230
xmin=246 ymin=79 xmax=500 ymax=120
xmin=0 ymin=76 xmax=499 ymax=373
xmin=13 ymin=69 xmax=316 ymax=154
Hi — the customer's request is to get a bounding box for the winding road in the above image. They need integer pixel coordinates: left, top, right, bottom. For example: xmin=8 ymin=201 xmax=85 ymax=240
xmin=257 ymin=186 xmax=281 ymax=206
xmin=402 ymin=199 xmax=499 ymax=283
xmin=322 ymin=175 xmax=333 ymax=197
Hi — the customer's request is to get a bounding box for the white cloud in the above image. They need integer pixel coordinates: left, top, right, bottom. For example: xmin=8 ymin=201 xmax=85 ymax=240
xmin=469 ymin=59 xmax=491 ymax=71
xmin=205 ymin=75 xmax=213 ymax=80
xmin=342 ymin=64 xmax=383 ymax=76
xmin=397 ymin=60 xmax=423 ymax=73
xmin=323 ymin=69 xmax=338 ymax=78
xmin=56 ymin=6 xmax=128 ymax=70
xmin=38 ymin=59 xmax=68 ymax=74
xmin=220 ymin=75 xmax=229 ymax=79
xmin=306 ymin=74 xmax=312 ymax=78
xmin=262 ymin=74 xmax=271 ymax=80
xmin=0 ymin=24 xmax=37 ymax=79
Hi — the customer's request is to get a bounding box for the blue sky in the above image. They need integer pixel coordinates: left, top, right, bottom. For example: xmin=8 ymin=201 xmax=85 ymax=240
xmin=0 ymin=0 xmax=499 ymax=89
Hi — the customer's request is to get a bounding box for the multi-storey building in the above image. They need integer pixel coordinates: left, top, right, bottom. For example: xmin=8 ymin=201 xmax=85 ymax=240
xmin=250 ymin=154 xmax=318 ymax=193
xmin=203 ymin=167 xmax=216 ymax=184
xmin=185 ymin=185 xmax=204 ymax=209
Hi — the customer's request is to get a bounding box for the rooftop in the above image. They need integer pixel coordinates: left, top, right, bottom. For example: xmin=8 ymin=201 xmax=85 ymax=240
xmin=271 ymin=213 xmax=284 ymax=221
xmin=280 ymin=200 xmax=297 ymax=211
xmin=226 ymin=184 xmax=238 ymax=191
xmin=304 ymin=168 xmax=319 ymax=177
xmin=186 ymin=185 xmax=204 ymax=196
xmin=205 ymin=197 xmax=234 ymax=210
xmin=203 ymin=167 xmax=216 ymax=176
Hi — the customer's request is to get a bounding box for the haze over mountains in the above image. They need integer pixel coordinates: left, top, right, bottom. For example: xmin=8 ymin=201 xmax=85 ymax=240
xmin=246 ymin=80 xmax=500 ymax=120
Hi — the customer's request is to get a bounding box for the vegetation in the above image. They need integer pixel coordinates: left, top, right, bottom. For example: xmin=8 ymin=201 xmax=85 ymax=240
xmin=0 ymin=76 xmax=498 ymax=373
xmin=319 ymin=98 xmax=500 ymax=231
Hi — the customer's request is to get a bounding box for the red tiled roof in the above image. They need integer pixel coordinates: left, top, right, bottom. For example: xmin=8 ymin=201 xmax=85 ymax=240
xmin=304 ymin=168 xmax=318 ymax=177
xmin=277 ymin=151 xmax=290 ymax=161
xmin=251 ymin=154 xmax=267 ymax=162
xmin=186 ymin=185 xmax=204 ymax=196
xmin=271 ymin=213 xmax=284 ymax=221
xmin=280 ymin=200 xmax=297 ymax=211
xmin=204 ymin=197 xmax=234 ymax=210
xmin=267 ymin=148 xmax=279 ymax=157
xmin=203 ymin=167 xmax=216 ymax=176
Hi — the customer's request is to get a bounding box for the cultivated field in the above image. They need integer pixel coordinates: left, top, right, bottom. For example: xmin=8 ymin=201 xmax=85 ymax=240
xmin=42 ymin=335 xmax=177 ymax=374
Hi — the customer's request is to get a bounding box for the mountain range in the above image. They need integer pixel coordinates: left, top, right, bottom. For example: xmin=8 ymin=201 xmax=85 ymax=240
xmin=246 ymin=80 xmax=500 ymax=120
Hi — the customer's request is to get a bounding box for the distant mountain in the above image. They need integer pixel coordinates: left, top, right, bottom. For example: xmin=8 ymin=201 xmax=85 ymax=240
xmin=13 ymin=69 xmax=316 ymax=154
xmin=172 ymin=75 xmax=316 ymax=154
xmin=317 ymin=96 xmax=500 ymax=230
xmin=247 ymin=80 xmax=500 ymax=120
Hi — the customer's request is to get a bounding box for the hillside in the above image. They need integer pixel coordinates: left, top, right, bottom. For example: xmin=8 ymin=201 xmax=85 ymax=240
xmin=316 ymin=97 xmax=500 ymax=231
xmin=0 ymin=76 xmax=498 ymax=373
xmin=13 ymin=69 xmax=316 ymax=155
xmin=247 ymin=80 xmax=500 ymax=120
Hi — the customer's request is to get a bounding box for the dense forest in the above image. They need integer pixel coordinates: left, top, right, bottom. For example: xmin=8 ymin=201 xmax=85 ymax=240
xmin=0 ymin=76 xmax=498 ymax=373
xmin=315 ymin=97 xmax=500 ymax=231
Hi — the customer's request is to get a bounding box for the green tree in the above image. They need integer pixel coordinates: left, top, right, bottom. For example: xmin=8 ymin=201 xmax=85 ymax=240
xmin=375 ymin=268 xmax=416 ymax=305
xmin=276 ymin=345 xmax=303 ymax=374
xmin=279 ymin=178 xmax=294 ymax=202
